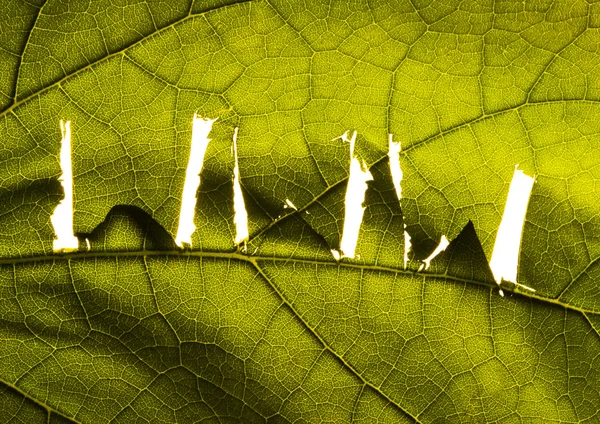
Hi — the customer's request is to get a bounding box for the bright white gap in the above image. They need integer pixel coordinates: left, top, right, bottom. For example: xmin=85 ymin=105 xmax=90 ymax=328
xmin=51 ymin=120 xmax=79 ymax=252
xmin=404 ymin=224 xmax=411 ymax=270
xmin=419 ymin=235 xmax=449 ymax=271
xmin=388 ymin=134 xmax=403 ymax=200
xmin=336 ymin=130 xmax=373 ymax=259
xmin=331 ymin=249 xmax=341 ymax=261
xmin=175 ymin=114 xmax=217 ymax=248
xmin=284 ymin=199 xmax=297 ymax=210
xmin=389 ymin=134 xmax=411 ymax=269
xmin=232 ymin=127 xmax=249 ymax=245
xmin=489 ymin=168 xmax=535 ymax=290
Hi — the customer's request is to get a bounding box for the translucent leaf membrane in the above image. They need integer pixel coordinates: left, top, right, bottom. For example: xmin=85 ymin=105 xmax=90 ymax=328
xmin=0 ymin=0 xmax=599 ymax=421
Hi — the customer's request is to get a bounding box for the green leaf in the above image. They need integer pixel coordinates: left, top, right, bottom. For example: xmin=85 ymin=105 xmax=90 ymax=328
xmin=1 ymin=0 xmax=600 ymax=422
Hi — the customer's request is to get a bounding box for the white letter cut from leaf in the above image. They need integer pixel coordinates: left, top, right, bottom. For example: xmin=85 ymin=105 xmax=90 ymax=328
xmin=388 ymin=134 xmax=411 ymax=269
xmin=489 ymin=168 xmax=535 ymax=296
xmin=336 ymin=130 xmax=373 ymax=259
xmin=51 ymin=120 xmax=79 ymax=252
xmin=388 ymin=134 xmax=403 ymax=201
xmin=232 ymin=127 xmax=249 ymax=246
xmin=175 ymin=114 xmax=217 ymax=248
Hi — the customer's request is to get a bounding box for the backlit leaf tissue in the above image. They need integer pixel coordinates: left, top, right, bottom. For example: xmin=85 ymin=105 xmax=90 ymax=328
xmin=1 ymin=0 xmax=599 ymax=422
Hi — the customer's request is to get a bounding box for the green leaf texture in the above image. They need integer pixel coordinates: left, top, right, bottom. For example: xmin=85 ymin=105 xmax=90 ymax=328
xmin=1 ymin=0 xmax=600 ymax=422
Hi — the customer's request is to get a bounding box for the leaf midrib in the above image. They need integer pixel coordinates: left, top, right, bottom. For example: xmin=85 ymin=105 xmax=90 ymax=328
xmin=4 ymin=248 xmax=596 ymax=316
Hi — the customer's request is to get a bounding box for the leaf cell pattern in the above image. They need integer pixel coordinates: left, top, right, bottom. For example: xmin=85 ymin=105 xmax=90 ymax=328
xmin=0 ymin=0 xmax=599 ymax=422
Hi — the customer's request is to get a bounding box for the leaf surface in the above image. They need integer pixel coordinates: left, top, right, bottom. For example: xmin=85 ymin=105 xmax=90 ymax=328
xmin=1 ymin=0 xmax=600 ymax=422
